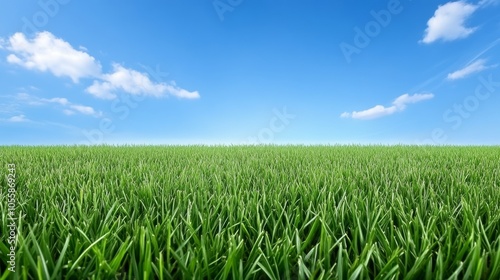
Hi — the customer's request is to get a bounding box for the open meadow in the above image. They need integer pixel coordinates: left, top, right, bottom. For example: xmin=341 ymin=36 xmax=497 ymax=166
xmin=1 ymin=146 xmax=500 ymax=279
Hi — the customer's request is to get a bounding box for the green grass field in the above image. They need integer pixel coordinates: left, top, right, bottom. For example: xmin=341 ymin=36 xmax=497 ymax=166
xmin=1 ymin=146 xmax=500 ymax=279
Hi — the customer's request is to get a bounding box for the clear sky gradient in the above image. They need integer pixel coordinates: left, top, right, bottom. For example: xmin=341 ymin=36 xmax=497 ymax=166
xmin=1 ymin=0 xmax=500 ymax=145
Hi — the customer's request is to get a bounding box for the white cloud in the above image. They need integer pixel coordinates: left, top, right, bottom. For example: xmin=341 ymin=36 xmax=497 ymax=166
xmin=421 ymin=1 xmax=478 ymax=44
xmin=393 ymin=93 xmax=435 ymax=108
xmin=8 ymin=115 xmax=28 ymax=122
xmin=164 ymin=84 xmax=201 ymax=99
xmin=86 ymin=80 xmax=117 ymax=99
xmin=3 ymin=31 xmax=200 ymax=100
xmin=340 ymin=112 xmax=351 ymax=118
xmin=342 ymin=105 xmax=398 ymax=120
xmin=86 ymin=64 xmax=200 ymax=100
xmin=69 ymin=104 xmax=101 ymax=116
xmin=341 ymin=93 xmax=434 ymax=120
xmin=4 ymin=32 xmax=101 ymax=82
xmin=447 ymin=59 xmax=493 ymax=80
xmin=45 ymin=97 xmax=70 ymax=106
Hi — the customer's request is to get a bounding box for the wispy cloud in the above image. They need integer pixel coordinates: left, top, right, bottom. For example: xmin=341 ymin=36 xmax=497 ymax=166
xmin=7 ymin=115 xmax=29 ymax=123
xmin=11 ymin=93 xmax=102 ymax=117
xmin=4 ymin=32 xmax=102 ymax=82
xmin=46 ymin=97 xmax=70 ymax=106
xmin=341 ymin=93 xmax=434 ymax=120
xmin=68 ymin=104 xmax=100 ymax=116
xmin=447 ymin=59 xmax=494 ymax=80
xmin=341 ymin=105 xmax=398 ymax=120
xmin=2 ymin=31 xmax=200 ymax=100
xmin=467 ymin=38 xmax=500 ymax=64
xmin=0 ymin=114 xmax=84 ymax=136
xmin=86 ymin=64 xmax=200 ymax=100
xmin=478 ymin=0 xmax=499 ymax=6
xmin=14 ymin=92 xmax=44 ymax=105
xmin=0 ymin=103 xmax=21 ymax=115
xmin=393 ymin=93 xmax=435 ymax=108
xmin=421 ymin=1 xmax=478 ymax=44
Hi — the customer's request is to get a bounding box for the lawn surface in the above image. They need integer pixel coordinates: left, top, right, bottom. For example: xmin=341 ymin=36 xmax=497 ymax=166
xmin=1 ymin=146 xmax=500 ymax=279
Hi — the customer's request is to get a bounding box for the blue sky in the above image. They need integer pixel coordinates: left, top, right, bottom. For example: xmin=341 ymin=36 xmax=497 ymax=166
xmin=1 ymin=0 xmax=499 ymax=145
